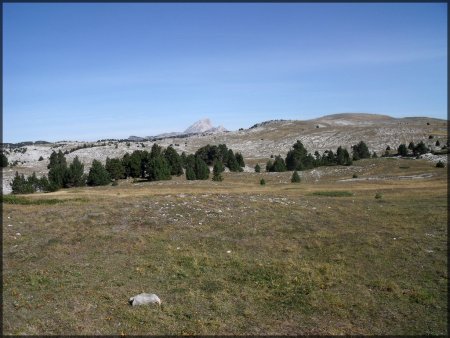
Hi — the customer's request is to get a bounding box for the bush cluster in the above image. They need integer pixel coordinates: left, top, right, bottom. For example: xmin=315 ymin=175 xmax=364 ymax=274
xmin=266 ymin=140 xmax=355 ymax=172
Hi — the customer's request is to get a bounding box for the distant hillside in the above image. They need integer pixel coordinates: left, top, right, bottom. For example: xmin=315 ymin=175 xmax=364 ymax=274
xmin=3 ymin=112 xmax=447 ymax=194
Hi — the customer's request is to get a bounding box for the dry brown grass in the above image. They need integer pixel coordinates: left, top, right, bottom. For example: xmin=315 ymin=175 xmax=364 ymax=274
xmin=2 ymin=158 xmax=447 ymax=335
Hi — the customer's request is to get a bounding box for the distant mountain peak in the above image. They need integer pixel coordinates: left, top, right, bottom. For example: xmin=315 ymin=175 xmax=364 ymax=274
xmin=184 ymin=118 xmax=226 ymax=134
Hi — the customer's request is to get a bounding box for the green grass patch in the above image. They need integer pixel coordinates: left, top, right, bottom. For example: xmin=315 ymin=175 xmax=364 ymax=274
xmin=310 ymin=191 xmax=353 ymax=197
xmin=1 ymin=195 xmax=88 ymax=205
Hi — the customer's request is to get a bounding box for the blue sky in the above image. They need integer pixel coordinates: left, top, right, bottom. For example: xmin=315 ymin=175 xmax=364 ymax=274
xmin=3 ymin=3 xmax=447 ymax=142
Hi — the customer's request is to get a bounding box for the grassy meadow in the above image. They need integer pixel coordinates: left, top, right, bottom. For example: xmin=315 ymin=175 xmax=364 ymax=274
xmin=2 ymin=157 xmax=448 ymax=335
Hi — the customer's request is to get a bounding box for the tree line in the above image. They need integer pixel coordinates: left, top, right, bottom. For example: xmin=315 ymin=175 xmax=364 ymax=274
xmin=9 ymin=143 xmax=245 ymax=194
xmin=264 ymin=140 xmax=369 ymax=172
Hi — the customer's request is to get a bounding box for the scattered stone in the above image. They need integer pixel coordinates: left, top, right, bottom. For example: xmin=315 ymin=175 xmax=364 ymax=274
xmin=129 ymin=293 xmax=161 ymax=306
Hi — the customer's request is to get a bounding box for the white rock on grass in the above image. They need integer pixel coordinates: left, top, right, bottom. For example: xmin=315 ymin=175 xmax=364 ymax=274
xmin=129 ymin=293 xmax=161 ymax=306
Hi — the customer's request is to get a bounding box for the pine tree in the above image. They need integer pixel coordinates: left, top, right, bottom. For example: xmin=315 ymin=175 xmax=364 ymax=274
xmin=235 ymin=152 xmax=245 ymax=167
xmin=227 ymin=150 xmax=242 ymax=172
xmin=352 ymin=141 xmax=371 ymax=160
xmin=212 ymin=161 xmax=224 ymax=181
xmin=105 ymin=157 xmax=125 ymax=181
xmin=336 ymin=146 xmax=352 ymax=165
xmin=265 ymin=160 xmax=273 ymax=172
xmin=121 ymin=153 xmax=131 ymax=178
xmin=164 ymin=146 xmax=183 ymax=176
xmin=285 ymin=140 xmax=309 ymax=170
xmin=413 ymin=141 xmax=428 ymax=156
xmin=65 ymin=156 xmax=85 ymax=187
xmin=87 ymin=160 xmax=111 ymax=186
xmin=27 ymin=172 xmax=40 ymax=191
xmin=254 ymin=163 xmax=261 ymax=173
xmin=128 ymin=151 xmax=143 ymax=178
xmin=267 ymin=156 xmax=286 ymax=172
xmin=11 ymin=172 xmax=34 ymax=194
xmin=397 ymin=144 xmax=408 ymax=157
xmin=38 ymin=175 xmax=50 ymax=192
xmin=48 ymin=150 xmax=68 ymax=189
xmin=150 ymin=143 xmax=162 ymax=158
xmin=146 ymin=155 xmax=171 ymax=181
xmin=291 ymin=170 xmax=301 ymax=183
xmin=194 ymin=156 xmax=210 ymax=180
xmin=1 ymin=153 xmax=8 ymax=167
xmin=186 ymin=165 xmax=196 ymax=180
xmin=260 ymin=178 xmax=266 ymax=185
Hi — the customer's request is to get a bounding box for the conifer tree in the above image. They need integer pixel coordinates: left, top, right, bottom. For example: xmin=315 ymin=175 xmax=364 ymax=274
xmin=150 ymin=143 xmax=162 ymax=158
xmin=267 ymin=155 xmax=286 ymax=172
xmin=352 ymin=141 xmax=371 ymax=160
xmin=226 ymin=149 xmax=242 ymax=172
xmin=128 ymin=151 xmax=143 ymax=178
xmin=146 ymin=155 xmax=171 ymax=181
xmin=212 ymin=161 xmax=224 ymax=181
xmin=11 ymin=172 xmax=34 ymax=194
xmin=336 ymin=146 xmax=352 ymax=165
xmin=38 ymin=175 xmax=50 ymax=192
xmin=1 ymin=153 xmax=8 ymax=167
xmin=164 ymin=146 xmax=183 ymax=176
xmin=48 ymin=150 xmax=68 ymax=189
xmin=413 ymin=141 xmax=428 ymax=156
xmin=194 ymin=156 xmax=210 ymax=180
xmin=291 ymin=170 xmax=301 ymax=183
xmin=397 ymin=144 xmax=408 ymax=157
xmin=65 ymin=156 xmax=85 ymax=187
xmin=105 ymin=157 xmax=125 ymax=181
xmin=87 ymin=160 xmax=111 ymax=186
xmin=186 ymin=165 xmax=196 ymax=180
xmin=235 ymin=152 xmax=245 ymax=167
xmin=254 ymin=163 xmax=261 ymax=173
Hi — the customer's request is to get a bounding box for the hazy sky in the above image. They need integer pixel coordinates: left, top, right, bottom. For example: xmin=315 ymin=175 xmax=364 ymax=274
xmin=3 ymin=3 xmax=447 ymax=142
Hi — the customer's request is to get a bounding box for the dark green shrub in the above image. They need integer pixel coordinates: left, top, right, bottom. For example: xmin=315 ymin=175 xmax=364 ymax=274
xmin=266 ymin=155 xmax=286 ymax=172
xmin=254 ymin=163 xmax=261 ymax=173
xmin=436 ymin=161 xmax=445 ymax=168
xmin=260 ymin=178 xmax=266 ymax=186
xmin=1 ymin=154 xmax=8 ymax=167
xmin=397 ymin=144 xmax=408 ymax=157
xmin=291 ymin=170 xmax=301 ymax=183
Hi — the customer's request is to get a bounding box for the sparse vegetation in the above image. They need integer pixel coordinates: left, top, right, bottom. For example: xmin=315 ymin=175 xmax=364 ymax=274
xmin=311 ymin=190 xmax=353 ymax=197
